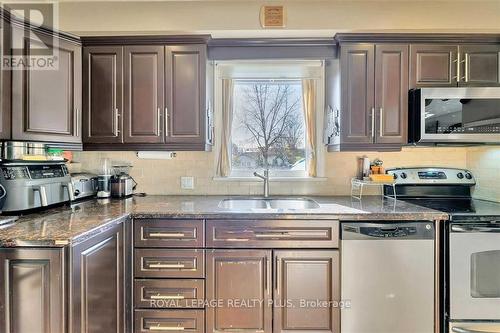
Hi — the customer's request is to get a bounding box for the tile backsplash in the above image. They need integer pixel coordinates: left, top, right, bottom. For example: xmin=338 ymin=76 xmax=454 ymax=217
xmin=72 ymin=146 xmax=473 ymax=197
xmin=466 ymin=146 xmax=500 ymax=202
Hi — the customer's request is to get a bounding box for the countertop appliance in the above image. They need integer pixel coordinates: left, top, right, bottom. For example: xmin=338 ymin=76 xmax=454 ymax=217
xmin=409 ymin=88 xmax=500 ymax=144
xmin=0 ymin=161 xmax=74 ymax=212
xmin=71 ymin=173 xmax=98 ymax=200
xmin=110 ymin=163 xmax=136 ymax=198
xmin=385 ymin=167 xmax=500 ymax=333
xmin=341 ymin=221 xmax=435 ymax=333
xmin=110 ymin=173 xmax=136 ymax=198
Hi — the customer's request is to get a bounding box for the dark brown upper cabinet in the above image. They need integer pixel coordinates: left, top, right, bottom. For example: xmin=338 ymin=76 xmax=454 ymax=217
xmin=123 ymin=45 xmax=165 ymax=144
xmin=0 ymin=15 xmax=11 ymax=140
xmin=81 ymin=36 xmax=211 ymax=151
xmin=206 ymin=250 xmax=272 ymax=333
xmin=339 ymin=43 xmax=375 ymax=146
xmin=83 ymin=46 xmax=123 ymax=143
xmin=165 ymin=44 xmax=207 ymax=145
xmin=10 ymin=27 xmax=82 ymax=144
xmin=0 ymin=248 xmax=65 ymax=333
xmin=375 ymin=44 xmax=409 ymax=144
xmin=332 ymin=43 xmax=408 ymax=151
xmin=459 ymin=44 xmax=500 ymax=86
xmin=273 ymin=250 xmax=340 ymax=333
xmin=410 ymin=44 xmax=457 ymax=88
xmin=410 ymin=44 xmax=500 ymax=88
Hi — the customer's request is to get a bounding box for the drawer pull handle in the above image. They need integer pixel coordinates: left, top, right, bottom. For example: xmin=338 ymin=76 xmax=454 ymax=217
xmin=150 ymin=294 xmax=185 ymax=300
xmin=225 ymin=238 xmax=250 ymax=242
xmin=149 ymin=232 xmax=186 ymax=238
xmin=150 ymin=325 xmax=185 ymax=331
xmin=148 ymin=263 xmax=186 ymax=269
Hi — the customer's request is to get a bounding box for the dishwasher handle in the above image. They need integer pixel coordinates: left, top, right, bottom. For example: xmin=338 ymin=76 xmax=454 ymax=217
xmin=342 ymin=222 xmax=434 ymax=240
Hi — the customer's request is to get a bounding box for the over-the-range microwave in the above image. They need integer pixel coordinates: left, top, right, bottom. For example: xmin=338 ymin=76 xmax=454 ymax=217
xmin=408 ymin=88 xmax=500 ymax=144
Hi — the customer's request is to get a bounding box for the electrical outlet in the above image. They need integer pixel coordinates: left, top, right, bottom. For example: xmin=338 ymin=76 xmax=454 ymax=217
xmin=180 ymin=176 xmax=194 ymax=190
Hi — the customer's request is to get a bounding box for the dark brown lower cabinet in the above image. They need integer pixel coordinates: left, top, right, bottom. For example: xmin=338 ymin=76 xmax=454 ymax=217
xmin=135 ymin=309 xmax=205 ymax=333
xmin=0 ymin=248 xmax=65 ymax=333
xmin=274 ymin=251 xmax=340 ymax=333
xmin=70 ymin=222 xmax=129 ymax=333
xmin=206 ymin=250 xmax=272 ymax=333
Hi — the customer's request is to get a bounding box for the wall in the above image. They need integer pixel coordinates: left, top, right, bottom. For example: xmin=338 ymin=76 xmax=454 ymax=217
xmin=58 ymin=0 xmax=500 ymax=37
xmin=71 ymin=147 xmax=468 ymax=196
xmin=466 ymin=147 xmax=500 ymax=202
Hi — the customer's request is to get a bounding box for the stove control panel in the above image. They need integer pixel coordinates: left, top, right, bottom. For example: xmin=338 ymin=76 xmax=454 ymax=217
xmin=386 ymin=167 xmax=476 ymax=185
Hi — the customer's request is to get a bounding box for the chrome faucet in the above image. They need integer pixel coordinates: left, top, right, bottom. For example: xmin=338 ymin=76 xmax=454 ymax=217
xmin=253 ymin=169 xmax=270 ymax=198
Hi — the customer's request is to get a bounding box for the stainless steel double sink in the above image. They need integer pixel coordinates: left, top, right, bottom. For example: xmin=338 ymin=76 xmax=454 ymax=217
xmin=218 ymin=197 xmax=320 ymax=210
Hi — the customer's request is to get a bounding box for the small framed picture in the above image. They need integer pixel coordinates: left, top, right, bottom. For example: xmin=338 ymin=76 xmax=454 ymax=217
xmin=260 ymin=5 xmax=286 ymax=28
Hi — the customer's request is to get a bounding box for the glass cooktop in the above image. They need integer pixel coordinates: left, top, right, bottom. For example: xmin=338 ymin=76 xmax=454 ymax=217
xmin=401 ymin=198 xmax=500 ymax=220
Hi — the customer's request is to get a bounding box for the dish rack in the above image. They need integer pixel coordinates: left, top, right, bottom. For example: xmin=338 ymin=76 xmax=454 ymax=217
xmin=350 ymin=178 xmax=397 ymax=200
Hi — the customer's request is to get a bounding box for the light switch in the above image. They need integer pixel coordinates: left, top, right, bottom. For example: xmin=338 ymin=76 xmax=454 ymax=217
xmin=180 ymin=176 xmax=194 ymax=190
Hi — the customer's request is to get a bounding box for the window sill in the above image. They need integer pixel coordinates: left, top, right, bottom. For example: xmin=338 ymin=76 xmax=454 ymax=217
xmin=213 ymin=176 xmax=328 ymax=182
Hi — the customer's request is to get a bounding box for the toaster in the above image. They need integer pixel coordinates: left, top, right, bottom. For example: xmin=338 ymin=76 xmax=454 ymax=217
xmin=71 ymin=173 xmax=98 ymax=200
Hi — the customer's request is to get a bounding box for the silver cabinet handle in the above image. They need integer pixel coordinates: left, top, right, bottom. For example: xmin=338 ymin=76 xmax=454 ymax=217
xmin=148 ymin=232 xmax=186 ymax=238
xmin=75 ymin=108 xmax=80 ymax=137
xmin=149 ymin=325 xmax=185 ymax=331
xmin=463 ymin=53 xmax=468 ymax=82
xmin=379 ymin=107 xmax=383 ymax=137
xmin=371 ymin=107 xmax=375 ymax=138
xmin=114 ymin=108 xmax=120 ymax=135
xmin=452 ymin=327 xmax=498 ymax=333
xmin=148 ymin=263 xmax=186 ymax=269
xmin=456 ymin=52 xmax=461 ymax=83
xmin=33 ymin=186 xmax=48 ymax=207
xmin=150 ymin=294 xmax=185 ymax=300
xmin=165 ymin=107 xmax=169 ymax=137
xmin=62 ymin=182 xmax=75 ymax=201
xmin=157 ymin=108 xmax=161 ymax=136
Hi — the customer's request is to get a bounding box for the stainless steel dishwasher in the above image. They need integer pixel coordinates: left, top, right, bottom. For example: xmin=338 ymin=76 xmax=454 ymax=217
xmin=341 ymin=222 xmax=435 ymax=333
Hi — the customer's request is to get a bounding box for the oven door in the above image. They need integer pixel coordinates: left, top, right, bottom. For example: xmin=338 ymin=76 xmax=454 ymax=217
xmin=450 ymin=224 xmax=500 ymax=320
xmin=417 ymin=87 xmax=500 ymax=143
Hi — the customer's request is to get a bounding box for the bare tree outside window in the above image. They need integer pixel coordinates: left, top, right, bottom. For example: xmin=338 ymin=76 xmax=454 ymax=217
xmin=231 ymin=80 xmax=306 ymax=175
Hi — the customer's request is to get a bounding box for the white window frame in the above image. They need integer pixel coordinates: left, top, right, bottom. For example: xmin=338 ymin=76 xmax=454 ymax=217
xmin=213 ymin=60 xmax=326 ymax=181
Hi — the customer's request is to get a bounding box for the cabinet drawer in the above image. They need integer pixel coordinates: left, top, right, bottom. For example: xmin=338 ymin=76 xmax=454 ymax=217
xmin=134 ymin=279 xmax=205 ymax=309
xmin=206 ymin=220 xmax=339 ymax=248
xmin=134 ymin=310 xmax=204 ymax=333
xmin=134 ymin=219 xmax=204 ymax=248
xmin=135 ymin=249 xmax=205 ymax=278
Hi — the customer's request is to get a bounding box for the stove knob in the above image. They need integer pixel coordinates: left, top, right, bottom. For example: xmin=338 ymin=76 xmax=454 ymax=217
xmin=400 ymin=172 xmax=407 ymax=179
xmin=465 ymin=173 xmax=473 ymax=180
xmin=457 ymin=172 xmax=464 ymax=179
xmin=392 ymin=173 xmax=398 ymax=179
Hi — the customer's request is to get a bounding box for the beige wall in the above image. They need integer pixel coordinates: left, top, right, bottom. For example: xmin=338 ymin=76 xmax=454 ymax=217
xmin=72 ymin=147 xmax=468 ymax=196
xmin=58 ymin=0 xmax=500 ymax=37
xmin=466 ymin=146 xmax=500 ymax=202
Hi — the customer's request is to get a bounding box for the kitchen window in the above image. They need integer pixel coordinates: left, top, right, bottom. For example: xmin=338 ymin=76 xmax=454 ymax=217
xmin=214 ymin=60 xmax=325 ymax=179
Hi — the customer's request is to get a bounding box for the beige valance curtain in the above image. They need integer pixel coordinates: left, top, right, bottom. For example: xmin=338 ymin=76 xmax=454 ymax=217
xmin=302 ymin=79 xmax=317 ymax=177
xmin=216 ymin=79 xmax=234 ymax=177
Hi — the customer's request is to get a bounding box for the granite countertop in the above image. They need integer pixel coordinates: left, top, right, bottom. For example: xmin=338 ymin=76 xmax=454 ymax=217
xmin=0 ymin=195 xmax=448 ymax=247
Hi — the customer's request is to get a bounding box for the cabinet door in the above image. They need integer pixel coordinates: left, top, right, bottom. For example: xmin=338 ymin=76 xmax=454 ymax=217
xmin=0 ymin=248 xmax=65 ymax=333
xmin=70 ymin=223 xmax=127 ymax=333
xmin=83 ymin=46 xmax=123 ymax=143
xmin=165 ymin=44 xmax=206 ymax=144
xmin=206 ymin=250 xmax=272 ymax=333
xmin=410 ymin=44 xmax=458 ymax=88
xmin=124 ymin=45 xmax=164 ymax=143
xmin=340 ymin=44 xmax=375 ymax=144
xmin=0 ymin=17 xmax=11 ymax=139
xmin=11 ymin=29 xmax=82 ymax=143
xmin=374 ymin=44 xmax=409 ymax=144
xmin=460 ymin=44 xmax=500 ymax=86
xmin=274 ymin=251 xmax=340 ymax=333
